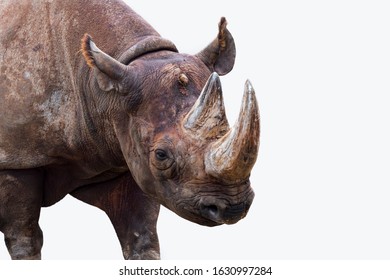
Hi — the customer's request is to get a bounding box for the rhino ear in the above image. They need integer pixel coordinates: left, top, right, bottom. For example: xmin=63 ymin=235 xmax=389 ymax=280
xmin=81 ymin=34 xmax=128 ymax=92
xmin=196 ymin=17 xmax=236 ymax=76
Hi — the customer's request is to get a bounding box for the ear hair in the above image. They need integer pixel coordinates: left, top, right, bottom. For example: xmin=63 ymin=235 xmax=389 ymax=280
xmin=80 ymin=33 xmax=128 ymax=92
xmin=217 ymin=17 xmax=228 ymax=51
xmin=81 ymin=33 xmax=95 ymax=68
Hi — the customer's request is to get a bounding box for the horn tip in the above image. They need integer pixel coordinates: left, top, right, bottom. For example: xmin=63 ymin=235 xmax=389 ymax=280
xmin=244 ymin=79 xmax=258 ymax=105
xmin=245 ymin=79 xmax=254 ymax=92
xmin=211 ymin=72 xmax=220 ymax=79
xmin=208 ymin=72 xmax=222 ymax=92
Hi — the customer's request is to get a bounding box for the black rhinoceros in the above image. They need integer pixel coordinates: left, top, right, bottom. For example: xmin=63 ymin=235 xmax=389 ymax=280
xmin=0 ymin=0 xmax=260 ymax=259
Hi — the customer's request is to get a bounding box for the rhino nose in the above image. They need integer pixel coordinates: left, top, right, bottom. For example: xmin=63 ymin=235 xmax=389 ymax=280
xmin=200 ymin=203 xmax=221 ymax=221
xmin=199 ymin=198 xmax=251 ymax=224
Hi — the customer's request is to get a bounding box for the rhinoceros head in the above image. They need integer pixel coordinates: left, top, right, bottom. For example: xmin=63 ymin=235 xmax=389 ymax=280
xmin=81 ymin=18 xmax=260 ymax=226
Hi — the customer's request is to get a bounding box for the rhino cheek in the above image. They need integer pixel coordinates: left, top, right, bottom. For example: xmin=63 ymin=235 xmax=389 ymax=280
xmin=114 ymin=117 xmax=161 ymax=198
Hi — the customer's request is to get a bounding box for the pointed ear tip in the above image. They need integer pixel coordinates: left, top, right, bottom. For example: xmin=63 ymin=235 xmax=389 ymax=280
xmin=219 ymin=17 xmax=228 ymax=30
xmin=81 ymin=33 xmax=92 ymax=49
xmin=82 ymin=33 xmax=91 ymax=40
xmin=80 ymin=33 xmax=95 ymax=68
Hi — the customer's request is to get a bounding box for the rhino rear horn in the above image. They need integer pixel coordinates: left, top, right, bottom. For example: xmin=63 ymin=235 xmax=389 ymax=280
xmin=81 ymin=34 xmax=128 ymax=92
xmin=196 ymin=17 xmax=236 ymax=76
xmin=182 ymin=72 xmax=229 ymax=139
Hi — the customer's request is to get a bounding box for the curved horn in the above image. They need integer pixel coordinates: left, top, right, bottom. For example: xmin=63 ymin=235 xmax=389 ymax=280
xmin=205 ymin=80 xmax=260 ymax=183
xmin=118 ymin=36 xmax=178 ymax=65
xmin=183 ymin=73 xmax=229 ymax=139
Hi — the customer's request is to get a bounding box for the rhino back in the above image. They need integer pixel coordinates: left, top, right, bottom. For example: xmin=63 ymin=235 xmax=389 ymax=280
xmin=0 ymin=0 xmax=158 ymax=169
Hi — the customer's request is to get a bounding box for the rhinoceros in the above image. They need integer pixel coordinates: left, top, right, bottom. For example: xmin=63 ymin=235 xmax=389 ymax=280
xmin=0 ymin=0 xmax=260 ymax=259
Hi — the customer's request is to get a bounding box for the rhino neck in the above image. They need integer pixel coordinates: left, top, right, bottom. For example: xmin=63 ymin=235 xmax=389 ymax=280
xmin=71 ymin=73 xmax=126 ymax=172
xmin=58 ymin=0 xmax=163 ymax=170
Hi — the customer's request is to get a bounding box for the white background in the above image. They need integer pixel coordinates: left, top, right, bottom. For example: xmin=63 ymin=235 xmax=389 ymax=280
xmin=1 ymin=0 xmax=390 ymax=260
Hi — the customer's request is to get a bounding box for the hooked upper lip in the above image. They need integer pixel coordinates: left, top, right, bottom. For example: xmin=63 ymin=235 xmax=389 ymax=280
xmin=198 ymin=190 xmax=254 ymax=225
xmin=166 ymin=178 xmax=255 ymax=227
xmin=173 ymin=185 xmax=255 ymax=227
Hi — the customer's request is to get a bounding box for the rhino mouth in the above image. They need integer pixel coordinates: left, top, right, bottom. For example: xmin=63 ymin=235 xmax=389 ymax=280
xmin=173 ymin=183 xmax=255 ymax=227
xmin=199 ymin=198 xmax=253 ymax=225
xmin=198 ymin=190 xmax=255 ymax=226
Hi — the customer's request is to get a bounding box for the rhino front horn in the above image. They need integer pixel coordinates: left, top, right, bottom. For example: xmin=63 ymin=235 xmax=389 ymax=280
xmin=205 ymin=80 xmax=260 ymax=183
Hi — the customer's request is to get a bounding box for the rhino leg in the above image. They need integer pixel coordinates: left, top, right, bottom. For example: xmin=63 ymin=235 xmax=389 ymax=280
xmin=71 ymin=172 xmax=160 ymax=260
xmin=0 ymin=169 xmax=43 ymax=260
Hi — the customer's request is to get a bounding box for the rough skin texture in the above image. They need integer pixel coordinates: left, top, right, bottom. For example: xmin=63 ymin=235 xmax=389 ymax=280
xmin=0 ymin=0 xmax=259 ymax=259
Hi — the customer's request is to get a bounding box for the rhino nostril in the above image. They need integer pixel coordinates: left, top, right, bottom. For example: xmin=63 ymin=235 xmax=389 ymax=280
xmin=200 ymin=203 xmax=220 ymax=220
xmin=205 ymin=204 xmax=218 ymax=216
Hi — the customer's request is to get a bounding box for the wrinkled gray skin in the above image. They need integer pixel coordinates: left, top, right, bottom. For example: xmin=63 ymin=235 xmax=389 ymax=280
xmin=0 ymin=0 xmax=260 ymax=259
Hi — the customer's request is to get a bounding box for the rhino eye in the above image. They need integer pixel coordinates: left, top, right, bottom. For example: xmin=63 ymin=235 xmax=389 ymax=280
xmin=155 ymin=149 xmax=168 ymax=161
